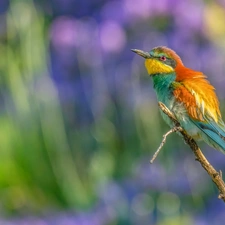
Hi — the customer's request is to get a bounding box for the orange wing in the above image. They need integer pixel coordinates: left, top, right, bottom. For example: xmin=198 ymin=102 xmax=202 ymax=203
xmin=173 ymin=84 xmax=204 ymax=121
xmin=173 ymin=67 xmax=221 ymax=123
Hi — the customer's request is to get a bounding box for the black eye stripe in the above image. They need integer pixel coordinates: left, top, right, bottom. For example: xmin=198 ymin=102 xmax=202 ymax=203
xmin=166 ymin=58 xmax=176 ymax=68
xmin=157 ymin=57 xmax=176 ymax=68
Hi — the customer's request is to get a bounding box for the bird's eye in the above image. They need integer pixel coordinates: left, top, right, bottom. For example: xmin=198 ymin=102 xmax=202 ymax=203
xmin=159 ymin=56 xmax=166 ymax=61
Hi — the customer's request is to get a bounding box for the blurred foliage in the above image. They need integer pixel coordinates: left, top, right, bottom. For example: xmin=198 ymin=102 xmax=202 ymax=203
xmin=0 ymin=0 xmax=224 ymax=224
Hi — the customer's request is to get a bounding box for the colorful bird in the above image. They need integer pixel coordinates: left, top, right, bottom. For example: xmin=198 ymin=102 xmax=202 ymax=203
xmin=132 ymin=46 xmax=225 ymax=153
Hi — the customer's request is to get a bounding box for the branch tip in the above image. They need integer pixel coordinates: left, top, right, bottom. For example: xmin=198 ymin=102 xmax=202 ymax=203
xmin=150 ymin=126 xmax=181 ymax=163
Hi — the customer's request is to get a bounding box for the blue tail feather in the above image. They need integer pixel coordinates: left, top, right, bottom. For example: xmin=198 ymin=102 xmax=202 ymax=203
xmin=191 ymin=119 xmax=225 ymax=152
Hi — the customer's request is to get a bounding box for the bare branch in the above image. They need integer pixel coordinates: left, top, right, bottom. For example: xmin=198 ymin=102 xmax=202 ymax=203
xmin=150 ymin=127 xmax=182 ymax=163
xmin=156 ymin=102 xmax=225 ymax=202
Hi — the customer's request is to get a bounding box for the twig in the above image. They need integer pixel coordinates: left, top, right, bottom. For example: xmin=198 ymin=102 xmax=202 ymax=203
xmin=150 ymin=127 xmax=181 ymax=163
xmin=154 ymin=102 xmax=225 ymax=202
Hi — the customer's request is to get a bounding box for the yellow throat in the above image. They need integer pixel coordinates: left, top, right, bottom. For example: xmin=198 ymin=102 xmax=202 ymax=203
xmin=144 ymin=58 xmax=174 ymax=75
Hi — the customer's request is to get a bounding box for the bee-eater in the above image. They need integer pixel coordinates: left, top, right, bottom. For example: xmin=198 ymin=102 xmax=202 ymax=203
xmin=132 ymin=46 xmax=225 ymax=153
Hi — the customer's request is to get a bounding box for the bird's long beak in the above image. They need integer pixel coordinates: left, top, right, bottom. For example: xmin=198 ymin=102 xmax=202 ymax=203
xmin=131 ymin=49 xmax=151 ymax=58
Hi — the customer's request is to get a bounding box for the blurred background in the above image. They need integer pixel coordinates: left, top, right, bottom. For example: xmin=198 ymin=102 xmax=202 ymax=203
xmin=0 ymin=0 xmax=225 ymax=224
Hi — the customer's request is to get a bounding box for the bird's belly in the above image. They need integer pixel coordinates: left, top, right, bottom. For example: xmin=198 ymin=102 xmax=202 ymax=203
xmin=159 ymin=98 xmax=202 ymax=140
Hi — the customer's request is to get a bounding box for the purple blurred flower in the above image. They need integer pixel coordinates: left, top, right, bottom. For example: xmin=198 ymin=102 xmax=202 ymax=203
xmin=173 ymin=0 xmax=204 ymax=31
xmin=123 ymin=0 xmax=152 ymax=20
xmin=50 ymin=16 xmax=79 ymax=50
xmin=99 ymin=20 xmax=127 ymax=53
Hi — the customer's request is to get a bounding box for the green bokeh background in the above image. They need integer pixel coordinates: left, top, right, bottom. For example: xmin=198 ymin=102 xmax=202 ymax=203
xmin=0 ymin=0 xmax=225 ymax=224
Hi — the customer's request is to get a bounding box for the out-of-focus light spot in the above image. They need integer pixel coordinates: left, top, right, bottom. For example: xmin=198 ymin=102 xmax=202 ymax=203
xmin=100 ymin=20 xmax=126 ymax=53
xmin=174 ymin=1 xmax=203 ymax=31
xmin=90 ymin=151 xmax=114 ymax=180
xmin=131 ymin=193 xmax=154 ymax=216
xmin=124 ymin=0 xmax=151 ymax=19
xmin=157 ymin=192 xmax=180 ymax=215
xmin=98 ymin=182 xmax=129 ymax=218
xmin=92 ymin=118 xmax=116 ymax=143
xmin=50 ymin=16 xmax=78 ymax=49
xmin=204 ymin=3 xmax=225 ymax=45
xmin=157 ymin=215 xmax=192 ymax=225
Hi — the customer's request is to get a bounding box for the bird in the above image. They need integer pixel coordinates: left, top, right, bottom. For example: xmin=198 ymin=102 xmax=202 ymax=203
xmin=131 ymin=46 xmax=225 ymax=153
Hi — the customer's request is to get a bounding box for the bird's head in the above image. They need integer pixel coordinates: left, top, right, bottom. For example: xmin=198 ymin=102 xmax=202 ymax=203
xmin=131 ymin=46 xmax=183 ymax=76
